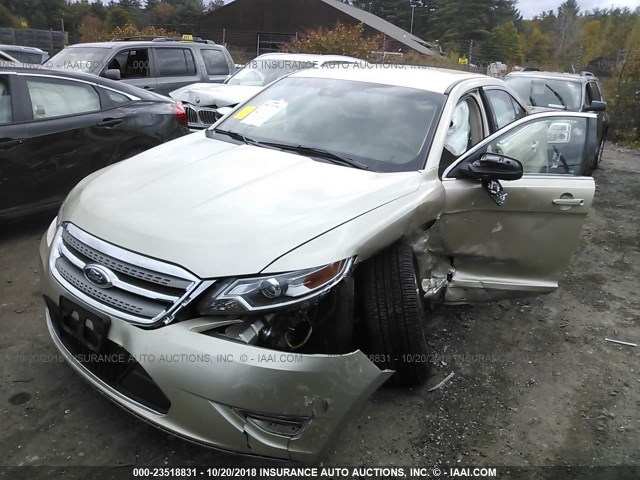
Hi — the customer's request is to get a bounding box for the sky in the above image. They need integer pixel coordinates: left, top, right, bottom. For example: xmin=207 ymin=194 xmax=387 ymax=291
xmin=517 ymin=0 xmax=640 ymax=18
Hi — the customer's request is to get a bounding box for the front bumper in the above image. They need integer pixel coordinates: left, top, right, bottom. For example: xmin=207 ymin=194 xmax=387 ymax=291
xmin=39 ymin=222 xmax=391 ymax=461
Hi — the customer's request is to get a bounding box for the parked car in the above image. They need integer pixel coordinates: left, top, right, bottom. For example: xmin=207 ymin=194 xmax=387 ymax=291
xmin=40 ymin=66 xmax=599 ymax=461
xmin=169 ymin=52 xmax=363 ymax=129
xmin=0 ymin=44 xmax=49 ymax=64
xmin=504 ymin=70 xmax=609 ymax=172
xmin=47 ymin=37 xmax=235 ymax=96
xmin=0 ymin=66 xmax=189 ymax=220
xmin=0 ymin=50 xmax=19 ymax=63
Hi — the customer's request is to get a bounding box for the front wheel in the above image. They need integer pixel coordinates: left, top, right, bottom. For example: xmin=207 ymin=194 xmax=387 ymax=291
xmin=358 ymin=242 xmax=430 ymax=387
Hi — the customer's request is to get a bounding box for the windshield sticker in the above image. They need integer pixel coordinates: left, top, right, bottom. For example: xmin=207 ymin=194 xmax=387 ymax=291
xmin=233 ymin=105 xmax=256 ymax=120
xmin=240 ymin=100 xmax=287 ymax=127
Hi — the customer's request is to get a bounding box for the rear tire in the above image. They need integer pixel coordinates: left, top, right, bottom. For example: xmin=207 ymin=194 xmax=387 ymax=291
xmin=359 ymin=242 xmax=430 ymax=387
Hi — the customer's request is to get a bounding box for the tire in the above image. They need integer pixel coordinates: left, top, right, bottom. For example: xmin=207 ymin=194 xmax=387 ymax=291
xmin=359 ymin=242 xmax=430 ymax=387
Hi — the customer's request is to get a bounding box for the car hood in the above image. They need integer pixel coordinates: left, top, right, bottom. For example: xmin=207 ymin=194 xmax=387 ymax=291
xmin=62 ymin=133 xmax=421 ymax=278
xmin=169 ymin=83 xmax=263 ymax=107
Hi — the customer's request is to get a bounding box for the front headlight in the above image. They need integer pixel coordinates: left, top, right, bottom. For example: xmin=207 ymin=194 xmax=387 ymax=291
xmin=56 ymin=196 xmax=69 ymax=227
xmin=198 ymin=258 xmax=354 ymax=315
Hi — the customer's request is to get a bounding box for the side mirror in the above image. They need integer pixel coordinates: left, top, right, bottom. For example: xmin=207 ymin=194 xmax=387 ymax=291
xmin=103 ymin=69 xmax=121 ymax=81
xmin=586 ymin=100 xmax=606 ymax=112
xmin=461 ymin=153 xmax=523 ymax=181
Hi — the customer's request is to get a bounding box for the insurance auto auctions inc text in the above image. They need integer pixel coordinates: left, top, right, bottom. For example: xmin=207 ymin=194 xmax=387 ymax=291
xmin=258 ymin=466 xmax=498 ymax=478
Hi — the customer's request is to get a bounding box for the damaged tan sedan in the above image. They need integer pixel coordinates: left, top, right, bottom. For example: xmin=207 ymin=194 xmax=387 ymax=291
xmin=39 ymin=66 xmax=598 ymax=461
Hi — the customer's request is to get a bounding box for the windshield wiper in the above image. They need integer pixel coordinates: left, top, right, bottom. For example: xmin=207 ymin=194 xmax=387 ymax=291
xmin=258 ymin=141 xmax=370 ymax=170
xmin=208 ymin=128 xmax=259 ymax=145
xmin=545 ymin=84 xmax=567 ymax=109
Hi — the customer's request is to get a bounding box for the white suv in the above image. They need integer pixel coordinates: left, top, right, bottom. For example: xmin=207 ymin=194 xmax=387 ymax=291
xmin=40 ymin=65 xmax=598 ymax=461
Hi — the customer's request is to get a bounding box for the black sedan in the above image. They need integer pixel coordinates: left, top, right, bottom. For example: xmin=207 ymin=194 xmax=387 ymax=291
xmin=0 ymin=66 xmax=189 ymax=220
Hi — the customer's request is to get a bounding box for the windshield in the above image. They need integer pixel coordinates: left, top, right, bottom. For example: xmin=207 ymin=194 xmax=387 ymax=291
xmin=226 ymin=59 xmax=322 ymax=87
xmin=505 ymin=77 xmax=582 ymax=110
xmin=48 ymin=46 xmax=111 ymax=73
xmin=4 ymin=50 xmax=43 ymax=64
xmin=212 ymin=76 xmax=445 ymax=172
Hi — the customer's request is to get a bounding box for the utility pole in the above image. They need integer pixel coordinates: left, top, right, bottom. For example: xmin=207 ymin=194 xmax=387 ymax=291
xmin=410 ymin=5 xmax=416 ymax=35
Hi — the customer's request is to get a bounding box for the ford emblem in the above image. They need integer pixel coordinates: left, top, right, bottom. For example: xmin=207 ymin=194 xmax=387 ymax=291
xmin=83 ymin=264 xmax=114 ymax=289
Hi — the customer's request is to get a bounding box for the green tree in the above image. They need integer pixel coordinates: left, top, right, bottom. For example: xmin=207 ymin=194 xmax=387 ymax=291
xmin=105 ymin=5 xmax=132 ymax=30
xmin=521 ymin=24 xmax=550 ymax=67
xmin=0 ymin=3 xmax=19 ymax=27
xmin=478 ymin=21 xmax=521 ymax=64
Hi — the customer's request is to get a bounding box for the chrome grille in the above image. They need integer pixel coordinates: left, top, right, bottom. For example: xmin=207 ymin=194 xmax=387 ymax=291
xmin=183 ymin=104 xmax=218 ymax=128
xmin=184 ymin=104 xmax=199 ymax=124
xmin=197 ymin=108 xmax=218 ymax=125
xmin=50 ymin=224 xmax=207 ymax=326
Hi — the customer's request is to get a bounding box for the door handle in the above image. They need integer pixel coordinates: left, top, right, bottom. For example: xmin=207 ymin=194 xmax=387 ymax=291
xmin=96 ymin=118 xmax=123 ymax=128
xmin=552 ymin=198 xmax=584 ymax=206
xmin=143 ymin=86 xmax=155 ymax=91
xmin=0 ymin=137 xmax=22 ymax=149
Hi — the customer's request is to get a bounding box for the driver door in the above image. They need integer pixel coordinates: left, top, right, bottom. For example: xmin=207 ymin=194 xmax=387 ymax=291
xmin=430 ymin=111 xmax=598 ymax=303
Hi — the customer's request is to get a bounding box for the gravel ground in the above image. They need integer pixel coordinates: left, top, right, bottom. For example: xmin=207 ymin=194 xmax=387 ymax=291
xmin=1 ymin=145 xmax=638 ymax=475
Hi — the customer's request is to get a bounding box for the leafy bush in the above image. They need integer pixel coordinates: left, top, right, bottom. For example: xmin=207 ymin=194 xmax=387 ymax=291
xmin=99 ymin=24 xmax=179 ymax=42
xmin=281 ymin=22 xmax=381 ymax=61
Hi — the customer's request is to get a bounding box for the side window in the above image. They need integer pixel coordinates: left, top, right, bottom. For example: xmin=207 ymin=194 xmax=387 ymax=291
xmin=0 ymin=76 xmax=12 ymax=125
xmin=155 ymin=48 xmax=197 ymax=77
xmin=26 ymin=77 xmax=101 ymax=119
xmin=588 ymin=81 xmax=602 ymax=102
xmin=109 ymin=49 xmax=150 ymax=79
xmin=439 ymin=96 xmax=483 ymax=176
xmin=202 ymin=49 xmax=229 ymax=76
xmin=485 ymin=89 xmax=518 ymax=130
xmin=511 ymin=96 xmax=527 ymax=121
xmin=485 ymin=116 xmax=590 ymax=175
xmin=102 ymin=88 xmax=131 ymax=107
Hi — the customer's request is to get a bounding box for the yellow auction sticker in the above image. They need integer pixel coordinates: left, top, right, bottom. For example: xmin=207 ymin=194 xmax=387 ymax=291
xmin=234 ymin=106 xmax=256 ymax=120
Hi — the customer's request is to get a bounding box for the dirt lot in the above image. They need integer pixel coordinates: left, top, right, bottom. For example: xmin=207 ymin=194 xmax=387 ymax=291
xmin=1 ymin=145 xmax=639 ymax=475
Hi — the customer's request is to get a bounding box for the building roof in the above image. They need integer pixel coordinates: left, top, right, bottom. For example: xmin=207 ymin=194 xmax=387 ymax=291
xmin=318 ymin=0 xmax=433 ymax=56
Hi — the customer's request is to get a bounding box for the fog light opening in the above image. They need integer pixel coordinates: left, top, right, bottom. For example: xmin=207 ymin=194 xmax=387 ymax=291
xmin=234 ymin=409 xmax=310 ymax=437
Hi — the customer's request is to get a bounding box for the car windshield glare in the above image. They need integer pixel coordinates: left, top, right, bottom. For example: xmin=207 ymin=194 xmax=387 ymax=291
xmin=506 ymin=77 xmax=582 ymax=111
xmin=213 ymin=77 xmax=445 ymax=172
xmin=49 ymin=47 xmax=111 ymax=73
xmin=226 ymin=59 xmax=319 ymax=87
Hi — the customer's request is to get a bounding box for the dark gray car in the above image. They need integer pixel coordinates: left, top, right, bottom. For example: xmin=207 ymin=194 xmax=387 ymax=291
xmin=0 ymin=66 xmax=189 ymax=220
xmin=505 ymin=71 xmax=609 ymax=173
xmin=48 ymin=37 xmax=235 ymax=96
xmin=0 ymin=44 xmax=49 ymax=64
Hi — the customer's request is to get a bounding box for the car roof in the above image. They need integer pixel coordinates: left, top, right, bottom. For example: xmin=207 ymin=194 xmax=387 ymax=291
xmin=0 ymin=44 xmax=47 ymax=54
xmin=291 ymin=65 xmax=488 ymax=94
xmin=0 ymin=64 xmax=168 ymax=100
xmin=505 ymin=71 xmax=595 ymax=83
xmin=64 ymin=41 xmax=220 ymax=49
xmin=254 ymin=52 xmax=363 ymax=64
